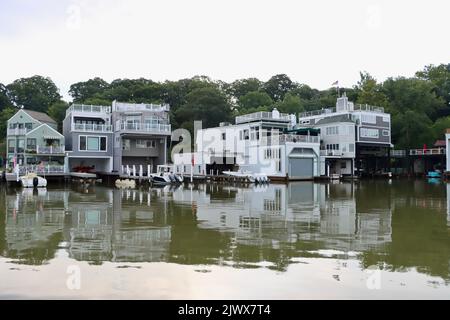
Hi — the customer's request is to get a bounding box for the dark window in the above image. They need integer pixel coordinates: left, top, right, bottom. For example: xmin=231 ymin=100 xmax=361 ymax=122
xmin=80 ymin=136 xmax=86 ymax=150
xmin=27 ymin=138 xmax=36 ymax=151
xmin=100 ymin=137 xmax=107 ymax=151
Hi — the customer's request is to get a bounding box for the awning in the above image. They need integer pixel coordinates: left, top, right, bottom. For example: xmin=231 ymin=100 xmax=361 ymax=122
xmin=284 ymin=127 xmax=321 ymax=135
xmin=43 ymin=136 xmax=61 ymax=140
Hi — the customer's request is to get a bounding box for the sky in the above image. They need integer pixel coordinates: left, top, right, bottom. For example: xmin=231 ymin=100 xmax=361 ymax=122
xmin=0 ymin=0 xmax=449 ymax=101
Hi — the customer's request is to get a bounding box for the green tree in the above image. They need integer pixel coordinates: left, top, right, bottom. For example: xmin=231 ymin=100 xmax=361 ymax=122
xmin=355 ymin=72 xmax=389 ymax=107
xmin=6 ymin=76 xmax=61 ymax=112
xmin=276 ymin=92 xmax=304 ymax=114
xmin=228 ymin=78 xmax=263 ymax=100
xmin=383 ymin=77 xmax=445 ymax=119
xmin=431 ymin=116 xmax=450 ymax=140
xmin=0 ymin=83 xmax=12 ymax=111
xmin=416 ymin=64 xmax=450 ymax=106
xmin=391 ymin=111 xmax=434 ymax=149
xmin=263 ymin=74 xmax=294 ymax=102
xmin=48 ymin=101 xmax=69 ymax=132
xmin=0 ymin=107 xmax=18 ymax=144
xmin=174 ymin=87 xmax=232 ymax=134
xmin=69 ymin=77 xmax=109 ymax=103
xmin=238 ymin=91 xmax=273 ymax=113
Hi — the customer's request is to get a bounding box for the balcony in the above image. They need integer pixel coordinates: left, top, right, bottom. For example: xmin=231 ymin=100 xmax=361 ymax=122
xmin=72 ymin=123 xmax=112 ymax=132
xmin=19 ymin=165 xmax=65 ymax=175
xmin=112 ymin=101 xmax=170 ymax=113
xmin=66 ymin=104 xmax=111 ymax=117
xmin=7 ymin=128 xmax=30 ymax=136
xmin=116 ymin=121 xmax=171 ymax=135
xmin=409 ymin=148 xmax=445 ymax=156
xmin=235 ymin=111 xmax=291 ymax=124
xmin=36 ymin=146 xmax=66 ymax=155
xmin=299 ymin=104 xmax=385 ymax=118
xmin=260 ymin=134 xmax=319 ymax=145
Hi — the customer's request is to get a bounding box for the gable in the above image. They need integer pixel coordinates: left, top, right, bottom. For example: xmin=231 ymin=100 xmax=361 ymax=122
xmin=7 ymin=109 xmax=40 ymax=125
xmin=26 ymin=123 xmax=64 ymax=140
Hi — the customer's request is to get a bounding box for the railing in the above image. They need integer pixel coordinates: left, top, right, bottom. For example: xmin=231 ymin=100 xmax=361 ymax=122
xmin=409 ymin=148 xmax=445 ymax=156
xmin=117 ymin=122 xmax=171 ymax=133
xmin=36 ymin=146 xmax=65 ymax=154
xmin=112 ymin=101 xmax=170 ymax=112
xmin=235 ymin=111 xmax=291 ymax=124
xmin=299 ymin=104 xmax=385 ymax=118
xmin=261 ymin=134 xmax=319 ymax=145
xmin=7 ymin=128 xmax=30 ymax=136
xmin=18 ymin=165 xmax=65 ymax=175
xmin=66 ymin=104 xmax=111 ymax=116
xmin=72 ymin=123 xmax=112 ymax=132
xmin=354 ymin=104 xmax=384 ymax=113
xmin=320 ymin=150 xmax=345 ymax=156
xmin=391 ymin=150 xmax=407 ymax=157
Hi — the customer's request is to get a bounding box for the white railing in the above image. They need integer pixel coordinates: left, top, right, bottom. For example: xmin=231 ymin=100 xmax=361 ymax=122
xmin=7 ymin=128 xmax=30 ymax=136
xmin=354 ymin=104 xmax=384 ymax=113
xmin=66 ymin=104 xmax=111 ymax=116
xmin=18 ymin=165 xmax=65 ymax=175
xmin=409 ymin=148 xmax=445 ymax=156
xmin=112 ymin=101 xmax=170 ymax=112
xmin=260 ymin=134 xmax=319 ymax=145
xmin=73 ymin=123 xmax=112 ymax=132
xmin=320 ymin=150 xmax=344 ymax=156
xmin=299 ymin=104 xmax=385 ymax=118
xmin=235 ymin=111 xmax=291 ymax=124
xmin=117 ymin=121 xmax=171 ymax=133
xmin=391 ymin=150 xmax=407 ymax=157
xmin=36 ymin=146 xmax=65 ymax=154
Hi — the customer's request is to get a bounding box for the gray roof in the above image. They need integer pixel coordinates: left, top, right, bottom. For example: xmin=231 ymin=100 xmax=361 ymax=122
xmin=315 ymin=114 xmax=354 ymax=125
xmin=23 ymin=109 xmax=57 ymax=125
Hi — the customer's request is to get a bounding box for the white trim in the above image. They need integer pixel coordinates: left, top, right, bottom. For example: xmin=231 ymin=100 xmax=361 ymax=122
xmin=67 ymin=155 xmax=112 ymax=159
xmin=78 ymin=135 xmax=108 ymax=152
xmin=26 ymin=123 xmax=64 ymax=138
xmin=7 ymin=109 xmax=42 ymax=125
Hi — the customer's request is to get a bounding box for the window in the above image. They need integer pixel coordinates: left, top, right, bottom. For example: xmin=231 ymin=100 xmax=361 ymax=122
xmin=326 ymin=126 xmax=339 ymax=135
xmin=148 ymin=140 xmax=156 ymax=148
xmin=17 ymin=139 xmax=25 ymax=153
xmin=301 ymin=120 xmax=310 ymax=124
xmin=80 ymin=136 xmax=107 ymax=151
xmin=8 ymin=139 xmax=15 ymax=153
xmin=222 ymin=132 xmax=226 ymax=140
xmin=136 ymin=139 xmax=147 ymax=148
xmin=243 ymin=129 xmax=249 ymax=140
xmin=349 ymin=143 xmax=355 ymax=152
xmin=341 ymin=161 xmax=347 ymax=169
xmin=26 ymin=157 xmax=37 ymax=165
xmin=264 ymin=148 xmax=281 ymax=159
xmin=122 ymin=139 xmax=130 ymax=151
xmin=26 ymin=138 xmax=36 ymax=151
xmin=25 ymin=123 xmax=33 ymax=130
xmin=382 ymin=130 xmax=390 ymax=137
xmin=361 ymin=114 xmax=377 ymax=124
xmin=360 ymin=128 xmax=379 ymax=138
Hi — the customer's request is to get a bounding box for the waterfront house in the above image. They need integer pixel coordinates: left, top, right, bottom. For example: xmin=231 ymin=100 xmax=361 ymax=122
xmin=63 ymin=104 xmax=113 ymax=173
xmin=6 ymin=108 xmax=65 ymax=174
xmin=111 ymin=101 xmax=171 ymax=174
xmin=298 ymin=94 xmax=392 ymax=177
xmin=174 ymin=109 xmax=321 ymax=180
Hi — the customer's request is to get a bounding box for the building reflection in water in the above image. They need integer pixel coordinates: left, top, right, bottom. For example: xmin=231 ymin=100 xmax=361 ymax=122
xmin=0 ymin=180 xmax=449 ymax=280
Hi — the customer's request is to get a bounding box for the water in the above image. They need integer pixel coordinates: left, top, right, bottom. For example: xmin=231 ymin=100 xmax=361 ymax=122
xmin=0 ymin=180 xmax=449 ymax=299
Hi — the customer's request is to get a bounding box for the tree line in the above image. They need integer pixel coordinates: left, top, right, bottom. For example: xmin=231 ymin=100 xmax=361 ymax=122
xmin=1 ymin=63 xmax=449 ymax=151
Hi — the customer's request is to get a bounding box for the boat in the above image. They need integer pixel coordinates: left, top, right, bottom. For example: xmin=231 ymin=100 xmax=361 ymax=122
xmin=20 ymin=172 xmax=47 ymax=188
xmin=150 ymin=165 xmax=183 ymax=185
xmin=222 ymin=171 xmax=270 ymax=184
xmin=426 ymin=170 xmax=441 ymax=178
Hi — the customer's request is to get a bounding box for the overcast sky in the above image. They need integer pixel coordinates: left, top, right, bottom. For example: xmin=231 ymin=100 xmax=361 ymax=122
xmin=1 ymin=0 xmax=449 ymax=101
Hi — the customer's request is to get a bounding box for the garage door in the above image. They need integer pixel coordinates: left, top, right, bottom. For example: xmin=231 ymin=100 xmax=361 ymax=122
xmin=289 ymin=158 xmax=313 ymax=179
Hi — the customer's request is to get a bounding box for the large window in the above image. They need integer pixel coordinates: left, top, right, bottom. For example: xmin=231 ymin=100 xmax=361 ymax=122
xmin=361 ymin=114 xmax=377 ymax=124
xmin=136 ymin=139 xmax=156 ymax=148
xmin=326 ymin=126 xmax=339 ymax=135
xmin=360 ymin=128 xmax=379 ymax=138
xmin=79 ymin=136 xmax=107 ymax=151
xmin=26 ymin=138 xmax=36 ymax=151
xmin=8 ymin=139 xmax=15 ymax=153
xmin=17 ymin=139 xmax=25 ymax=153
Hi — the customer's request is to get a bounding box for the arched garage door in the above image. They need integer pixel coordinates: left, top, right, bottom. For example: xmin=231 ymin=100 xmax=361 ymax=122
xmin=288 ymin=157 xmax=313 ymax=180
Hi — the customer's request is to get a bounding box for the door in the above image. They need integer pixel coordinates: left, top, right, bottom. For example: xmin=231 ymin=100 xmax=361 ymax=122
xmin=289 ymin=157 xmax=313 ymax=180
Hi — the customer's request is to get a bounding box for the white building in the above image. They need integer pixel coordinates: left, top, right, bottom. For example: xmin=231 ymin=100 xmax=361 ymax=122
xmin=299 ymin=94 xmax=392 ymax=177
xmin=173 ymin=109 xmax=321 ymax=180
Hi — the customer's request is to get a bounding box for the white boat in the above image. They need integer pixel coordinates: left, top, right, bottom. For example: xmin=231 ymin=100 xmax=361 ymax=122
xmin=151 ymin=165 xmax=183 ymax=185
xmin=20 ymin=173 xmax=47 ymax=188
xmin=222 ymin=171 xmax=269 ymax=184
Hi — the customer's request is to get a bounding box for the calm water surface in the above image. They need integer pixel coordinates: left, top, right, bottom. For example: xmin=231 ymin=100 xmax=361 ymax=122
xmin=0 ymin=180 xmax=449 ymax=299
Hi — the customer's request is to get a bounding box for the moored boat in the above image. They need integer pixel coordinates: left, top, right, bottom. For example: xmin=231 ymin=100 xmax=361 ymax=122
xmin=20 ymin=172 xmax=47 ymax=188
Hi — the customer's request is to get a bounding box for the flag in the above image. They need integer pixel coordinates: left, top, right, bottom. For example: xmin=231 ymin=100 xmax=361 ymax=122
xmin=332 ymin=80 xmax=339 ymax=86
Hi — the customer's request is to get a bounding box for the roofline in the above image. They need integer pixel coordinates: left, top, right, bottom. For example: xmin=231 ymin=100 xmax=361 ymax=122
xmin=26 ymin=123 xmax=64 ymax=138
